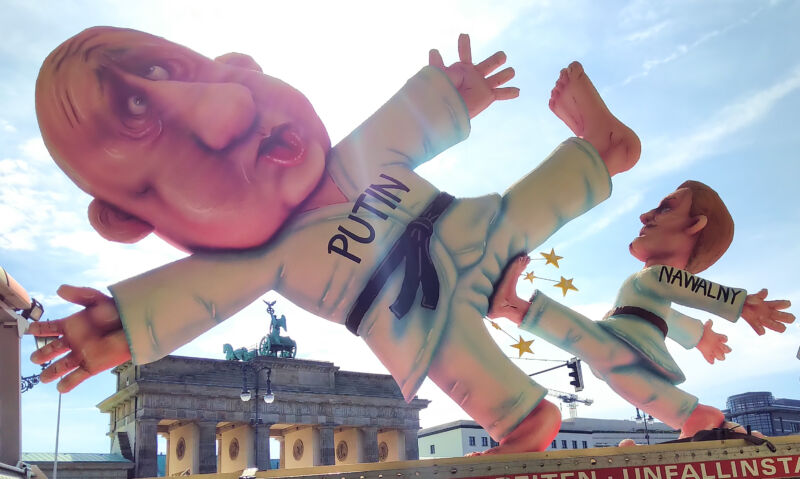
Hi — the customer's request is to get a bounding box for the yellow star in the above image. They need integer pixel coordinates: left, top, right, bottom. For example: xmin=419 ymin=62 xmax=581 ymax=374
xmin=523 ymin=271 xmax=536 ymax=282
xmin=554 ymin=276 xmax=578 ymax=296
xmin=489 ymin=320 xmax=502 ymax=331
xmin=540 ymin=248 xmax=563 ymax=268
xmin=511 ymin=336 xmax=534 ymax=358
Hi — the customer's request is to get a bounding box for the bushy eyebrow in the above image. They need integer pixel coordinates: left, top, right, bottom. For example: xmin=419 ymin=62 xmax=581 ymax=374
xmin=654 ymin=196 xmax=677 ymax=211
xmin=83 ymin=42 xmax=107 ymax=62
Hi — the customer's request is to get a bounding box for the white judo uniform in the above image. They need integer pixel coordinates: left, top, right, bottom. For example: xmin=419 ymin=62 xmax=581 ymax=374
xmin=110 ymin=66 xmax=611 ymax=440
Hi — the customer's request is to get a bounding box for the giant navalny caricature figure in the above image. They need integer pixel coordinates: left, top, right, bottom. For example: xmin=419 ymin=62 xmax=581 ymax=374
xmin=29 ymin=26 xmax=645 ymax=454
xmin=489 ymin=180 xmax=795 ymax=440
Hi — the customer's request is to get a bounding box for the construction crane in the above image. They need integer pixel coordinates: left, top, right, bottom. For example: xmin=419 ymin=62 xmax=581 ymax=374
xmin=548 ymin=388 xmax=594 ymax=418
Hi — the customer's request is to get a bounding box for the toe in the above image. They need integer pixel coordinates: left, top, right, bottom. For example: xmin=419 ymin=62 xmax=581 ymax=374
xmin=567 ymin=61 xmax=584 ymax=77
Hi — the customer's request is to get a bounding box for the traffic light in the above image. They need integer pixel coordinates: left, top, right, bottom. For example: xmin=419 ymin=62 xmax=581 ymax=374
xmin=567 ymin=358 xmax=584 ymax=392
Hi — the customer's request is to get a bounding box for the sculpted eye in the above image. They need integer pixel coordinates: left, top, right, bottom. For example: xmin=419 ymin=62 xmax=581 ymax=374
xmin=127 ymin=94 xmax=148 ymax=116
xmin=143 ymin=65 xmax=170 ymax=81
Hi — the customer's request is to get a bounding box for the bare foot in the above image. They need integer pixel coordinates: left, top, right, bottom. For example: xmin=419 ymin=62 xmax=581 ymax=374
xmin=679 ymin=404 xmax=725 ymax=438
xmin=549 ymin=61 xmax=641 ymax=176
xmin=488 ymin=255 xmax=531 ymax=324
xmin=472 ymin=399 xmax=562 ymax=455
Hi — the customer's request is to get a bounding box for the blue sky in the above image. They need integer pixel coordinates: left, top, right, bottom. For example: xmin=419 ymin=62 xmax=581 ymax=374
xmin=2 ymin=0 xmax=798 ymax=455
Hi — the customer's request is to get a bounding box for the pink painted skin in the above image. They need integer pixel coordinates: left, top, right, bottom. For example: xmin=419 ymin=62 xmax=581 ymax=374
xmin=29 ymin=29 xmax=519 ymax=393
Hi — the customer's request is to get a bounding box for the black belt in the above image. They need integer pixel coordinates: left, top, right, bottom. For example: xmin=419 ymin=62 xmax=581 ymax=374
xmin=346 ymin=192 xmax=455 ymax=335
xmin=609 ymin=306 xmax=668 ymax=338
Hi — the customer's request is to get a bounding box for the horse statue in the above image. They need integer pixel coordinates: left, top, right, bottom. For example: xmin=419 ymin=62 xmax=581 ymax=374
xmin=222 ymin=343 xmax=257 ymax=361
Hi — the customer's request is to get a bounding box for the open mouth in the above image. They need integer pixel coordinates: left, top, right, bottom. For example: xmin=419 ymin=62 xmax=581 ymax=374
xmin=257 ymin=123 xmax=305 ymax=166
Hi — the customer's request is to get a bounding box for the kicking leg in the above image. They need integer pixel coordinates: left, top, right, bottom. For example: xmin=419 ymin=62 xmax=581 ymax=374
xmin=488 ymin=254 xmax=531 ymax=325
xmin=478 ymin=399 xmax=561 ymax=455
xmin=549 ymin=61 xmax=641 ymax=176
xmin=429 ymin=286 xmax=557 ymax=454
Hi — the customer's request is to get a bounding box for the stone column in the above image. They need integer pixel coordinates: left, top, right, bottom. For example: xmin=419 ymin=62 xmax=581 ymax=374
xmin=134 ymin=418 xmax=158 ymax=478
xmin=319 ymin=425 xmax=335 ymax=465
xmin=197 ymin=421 xmax=218 ymax=474
xmin=255 ymin=423 xmax=272 ymax=470
xmin=278 ymin=436 xmax=286 ymax=469
xmin=164 ymin=434 xmax=171 ymax=474
xmin=362 ymin=427 xmax=378 ymax=463
xmin=404 ymin=429 xmax=420 ymax=460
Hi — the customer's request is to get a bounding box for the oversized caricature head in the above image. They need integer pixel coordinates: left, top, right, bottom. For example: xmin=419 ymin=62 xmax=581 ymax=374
xmin=630 ymin=180 xmax=733 ymax=273
xmin=35 ymin=27 xmax=331 ymax=251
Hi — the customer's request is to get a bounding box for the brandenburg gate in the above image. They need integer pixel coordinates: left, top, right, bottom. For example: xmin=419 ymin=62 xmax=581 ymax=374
xmin=97 ymin=355 xmax=429 ymax=477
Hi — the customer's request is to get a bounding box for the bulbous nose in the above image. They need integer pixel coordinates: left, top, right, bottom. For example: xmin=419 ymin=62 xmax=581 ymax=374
xmin=640 ymin=210 xmax=653 ymax=224
xmin=148 ymin=81 xmax=256 ymax=150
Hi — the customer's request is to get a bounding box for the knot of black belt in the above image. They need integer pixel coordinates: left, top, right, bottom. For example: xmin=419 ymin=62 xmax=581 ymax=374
xmin=346 ymin=192 xmax=455 ymax=335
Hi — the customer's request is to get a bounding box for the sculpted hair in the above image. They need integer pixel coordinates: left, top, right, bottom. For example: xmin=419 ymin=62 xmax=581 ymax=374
xmin=679 ymin=180 xmax=734 ymax=273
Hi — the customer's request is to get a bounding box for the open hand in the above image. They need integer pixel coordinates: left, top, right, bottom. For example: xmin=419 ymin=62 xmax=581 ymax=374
xmin=695 ymin=319 xmax=731 ymax=364
xmin=741 ymin=288 xmax=795 ymax=335
xmin=429 ymin=34 xmax=519 ymax=119
xmin=27 ymin=285 xmax=131 ymax=392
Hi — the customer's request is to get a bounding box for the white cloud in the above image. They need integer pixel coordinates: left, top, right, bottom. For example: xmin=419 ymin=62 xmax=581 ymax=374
xmin=619 ymin=5 xmax=766 ymax=86
xmin=0 ymin=118 xmax=16 ymax=132
xmin=618 ymin=0 xmax=665 ymax=26
xmin=555 ymin=192 xmax=644 ymax=251
xmin=19 ymin=137 xmax=52 ymax=164
xmin=0 ymin=138 xmax=91 ymax=251
xmin=624 ymin=21 xmax=669 ymax=43
xmin=26 ymin=292 xmax=67 ymax=308
xmin=638 ymin=65 xmax=800 ymax=179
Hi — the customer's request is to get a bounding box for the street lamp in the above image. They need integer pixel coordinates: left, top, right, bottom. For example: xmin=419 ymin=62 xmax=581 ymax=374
xmin=263 ymin=368 xmax=275 ymax=404
xmin=238 ymin=362 xmax=275 ymax=471
xmin=239 ymin=388 xmax=252 ymax=402
xmin=635 ymin=408 xmax=654 ymax=445
xmin=239 ymin=364 xmax=275 ymax=404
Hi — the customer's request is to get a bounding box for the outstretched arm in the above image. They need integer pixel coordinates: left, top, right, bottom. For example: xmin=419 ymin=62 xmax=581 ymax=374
xmin=27 ymin=285 xmax=131 ymax=393
xmin=695 ymin=319 xmax=732 ymax=364
xmin=429 ymin=33 xmax=518 ymax=119
xmin=741 ymin=288 xmax=795 ymax=335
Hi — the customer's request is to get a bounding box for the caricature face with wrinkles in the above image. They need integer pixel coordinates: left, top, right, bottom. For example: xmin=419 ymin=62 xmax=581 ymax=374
xmin=36 ymin=26 xmax=331 ymax=250
xmin=629 ymin=187 xmax=697 ymax=266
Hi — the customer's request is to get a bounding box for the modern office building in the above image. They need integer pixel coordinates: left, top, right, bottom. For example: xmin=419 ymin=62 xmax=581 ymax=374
xmin=418 ymin=417 xmax=678 ymax=457
xmin=724 ymin=391 xmax=800 ymax=436
xmin=418 ymin=421 xmax=499 ymax=458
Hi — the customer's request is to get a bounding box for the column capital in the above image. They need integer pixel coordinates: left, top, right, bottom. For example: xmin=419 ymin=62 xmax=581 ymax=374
xmin=196 ymin=420 xmax=219 ymax=427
